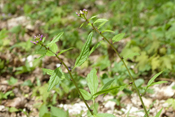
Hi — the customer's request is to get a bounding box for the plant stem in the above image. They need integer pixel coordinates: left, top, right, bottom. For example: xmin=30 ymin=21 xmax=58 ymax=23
xmin=41 ymin=44 xmax=93 ymax=115
xmin=84 ymin=18 xmax=149 ymax=117
xmin=130 ymin=0 xmax=133 ymax=37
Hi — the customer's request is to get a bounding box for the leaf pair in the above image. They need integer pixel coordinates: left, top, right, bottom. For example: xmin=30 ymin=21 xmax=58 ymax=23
xmin=144 ymin=71 xmax=167 ymax=92
xmin=37 ymin=32 xmax=72 ymax=57
xmin=80 ymin=68 xmax=126 ymax=100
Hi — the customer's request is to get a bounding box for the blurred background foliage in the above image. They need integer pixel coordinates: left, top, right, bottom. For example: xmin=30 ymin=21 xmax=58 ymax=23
xmin=1 ymin=0 xmax=175 ymax=75
xmin=0 ymin=0 xmax=175 ymax=115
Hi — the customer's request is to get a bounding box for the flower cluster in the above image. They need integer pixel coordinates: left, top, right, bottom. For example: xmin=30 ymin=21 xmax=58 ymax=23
xmin=76 ymin=9 xmax=88 ymax=18
xmin=31 ymin=34 xmax=43 ymax=44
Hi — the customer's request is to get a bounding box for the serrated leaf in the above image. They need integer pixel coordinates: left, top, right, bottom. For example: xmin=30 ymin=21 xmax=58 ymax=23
xmin=151 ymin=56 xmax=161 ymax=71
xmin=79 ymin=89 xmax=92 ymax=100
xmin=47 ymin=32 xmax=63 ymax=47
xmin=101 ymin=30 xmax=114 ymax=33
xmin=112 ymin=33 xmax=125 ymax=43
xmin=89 ymin=42 xmax=100 ymax=56
xmin=135 ymin=51 xmax=150 ymax=71
xmin=48 ymin=67 xmax=64 ymax=91
xmin=57 ymin=47 xmax=73 ymax=56
xmin=89 ymin=15 xmax=97 ymax=21
xmin=87 ymin=68 xmax=98 ymax=95
xmin=147 ymin=71 xmax=162 ymax=87
xmin=155 ymin=108 xmax=163 ymax=117
xmin=42 ymin=68 xmax=54 ymax=75
xmin=74 ymin=32 xmax=93 ymax=68
xmin=94 ymin=19 xmax=108 ymax=24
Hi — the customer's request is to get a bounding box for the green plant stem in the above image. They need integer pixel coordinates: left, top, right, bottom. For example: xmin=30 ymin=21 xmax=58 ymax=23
xmin=130 ymin=0 xmax=133 ymax=37
xmin=84 ymin=18 xmax=149 ymax=117
xmin=40 ymin=44 xmax=93 ymax=115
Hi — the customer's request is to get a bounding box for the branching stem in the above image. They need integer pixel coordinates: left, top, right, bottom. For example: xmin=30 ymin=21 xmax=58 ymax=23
xmin=84 ymin=17 xmax=149 ymax=117
xmin=40 ymin=43 xmax=93 ymax=115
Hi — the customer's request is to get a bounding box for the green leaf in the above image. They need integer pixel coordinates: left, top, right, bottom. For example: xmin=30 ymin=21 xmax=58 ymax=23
xmin=79 ymin=89 xmax=92 ymax=100
xmin=135 ymin=51 xmax=150 ymax=71
xmin=92 ymin=55 xmax=110 ymax=71
xmin=94 ymin=113 xmax=116 ymax=117
xmin=57 ymin=47 xmax=73 ymax=56
xmin=47 ymin=32 xmax=64 ymax=47
xmin=135 ymin=79 xmax=144 ymax=87
xmin=36 ymin=53 xmax=46 ymax=61
xmin=101 ymin=79 xmax=115 ymax=90
xmin=22 ymin=80 xmax=33 ymax=87
xmin=87 ymin=68 xmax=98 ymax=95
xmin=89 ymin=15 xmax=97 ymax=21
xmin=166 ymin=98 xmax=175 ymax=109
xmin=42 ymin=68 xmax=54 ymax=75
xmin=80 ymin=23 xmax=85 ymax=28
xmin=94 ymin=19 xmax=108 ymax=24
xmin=149 ymin=81 xmax=168 ymax=87
xmin=48 ymin=67 xmax=64 ymax=91
xmin=61 ymin=82 xmax=69 ymax=93
xmin=147 ymin=71 xmax=163 ymax=87
xmin=43 ymin=113 xmax=51 ymax=117
xmin=124 ymin=52 xmax=140 ymax=59
xmin=89 ymin=42 xmax=100 ymax=56
xmin=42 ymin=37 xmax=46 ymax=43
xmin=93 ymin=86 xmax=119 ymax=97
xmin=112 ymin=33 xmax=125 ymax=43
xmin=155 ymin=108 xmax=163 ymax=117
xmin=8 ymin=107 xmax=18 ymax=113
xmin=1 ymin=91 xmax=13 ymax=99
xmin=74 ymin=32 xmax=93 ymax=68
xmin=87 ymin=22 xmax=92 ymax=27
xmin=172 ymin=85 xmax=175 ymax=89
xmin=39 ymin=104 xmax=48 ymax=117
xmin=8 ymin=77 xmax=18 ymax=85
xmin=151 ymin=56 xmax=161 ymax=71
xmin=98 ymin=21 xmax=108 ymax=29
xmin=46 ymin=43 xmax=58 ymax=56
xmin=51 ymin=106 xmax=69 ymax=117
xmin=101 ymin=30 xmax=114 ymax=33
xmin=35 ymin=46 xmax=47 ymax=56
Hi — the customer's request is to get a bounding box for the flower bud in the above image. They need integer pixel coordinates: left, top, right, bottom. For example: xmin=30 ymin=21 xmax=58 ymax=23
xmin=83 ymin=9 xmax=88 ymax=16
xmin=76 ymin=12 xmax=80 ymax=17
xmin=80 ymin=10 xmax=84 ymax=15
xmin=31 ymin=34 xmax=44 ymax=44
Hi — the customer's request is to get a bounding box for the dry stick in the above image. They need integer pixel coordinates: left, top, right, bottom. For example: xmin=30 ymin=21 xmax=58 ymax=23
xmin=84 ymin=18 xmax=149 ymax=117
xmin=40 ymin=43 xmax=93 ymax=115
